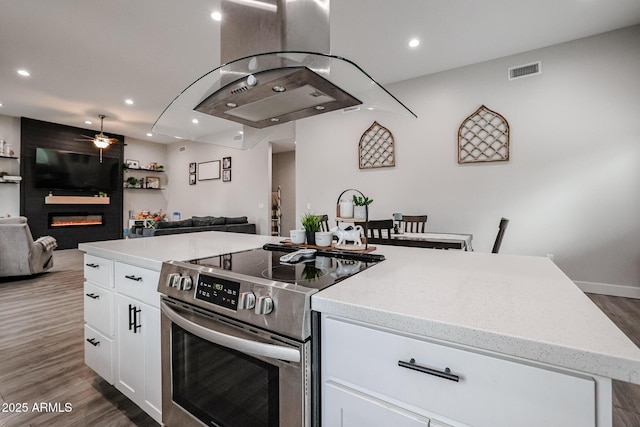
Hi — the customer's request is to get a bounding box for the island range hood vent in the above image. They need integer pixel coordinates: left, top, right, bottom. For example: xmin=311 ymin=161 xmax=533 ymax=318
xmin=152 ymin=0 xmax=416 ymax=148
xmin=194 ymin=66 xmax=362 ymax=129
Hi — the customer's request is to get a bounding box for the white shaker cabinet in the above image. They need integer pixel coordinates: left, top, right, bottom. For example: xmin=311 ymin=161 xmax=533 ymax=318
xmin=113 ymin=262 xmax=162 ymax=424
xmin=114 ymin=293 xmax=161 ymax=422
xmin=83 ymin=255 xmax=115 ymax=384
xmin=321 ymin=314 xmax=600 ymax=427
xmin=83 ymin=256 xmax=162 ymax=424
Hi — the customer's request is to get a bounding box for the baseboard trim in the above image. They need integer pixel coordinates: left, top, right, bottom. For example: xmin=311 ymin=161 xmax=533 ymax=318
xmin=575 ymin=281 xmax=640 ymax=299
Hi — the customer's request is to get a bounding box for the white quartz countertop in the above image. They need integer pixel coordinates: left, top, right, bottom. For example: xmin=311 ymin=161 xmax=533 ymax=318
xmin=80 ymin=234 xmax=640 ymax=384
xmin=79 ymin=231 xmax=282 ymax=271
xmin=312 ymin=244 xmax=640 ymax=385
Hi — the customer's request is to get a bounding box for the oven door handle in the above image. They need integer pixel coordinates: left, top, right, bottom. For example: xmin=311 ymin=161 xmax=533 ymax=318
xmin=161 ymin=301 xmax=301 ymax=363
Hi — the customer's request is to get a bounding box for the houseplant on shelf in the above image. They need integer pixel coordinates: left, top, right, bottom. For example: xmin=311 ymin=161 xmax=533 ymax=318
xmin=301 ymin=213 xmax=322 ymax=246
xmin=352 ymin=195 xmax=373 ymax=219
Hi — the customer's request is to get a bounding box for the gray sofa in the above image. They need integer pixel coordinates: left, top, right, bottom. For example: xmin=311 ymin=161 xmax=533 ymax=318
xmin=129 ymin=216 xmax=256 ymax=238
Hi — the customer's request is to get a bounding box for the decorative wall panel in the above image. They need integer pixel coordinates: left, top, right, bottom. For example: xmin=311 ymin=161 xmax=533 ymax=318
xmin=359 ymin=121 xmax=395 ymax=169
xmin=458 ymin=105 xmax=510 ymax=164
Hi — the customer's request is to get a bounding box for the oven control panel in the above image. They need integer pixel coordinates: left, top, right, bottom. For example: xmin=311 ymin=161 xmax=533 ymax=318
xmin=195 ymin=274 xmax=240 ymax=311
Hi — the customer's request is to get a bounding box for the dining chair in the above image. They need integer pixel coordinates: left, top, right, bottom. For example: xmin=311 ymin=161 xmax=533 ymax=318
xmin=319 ymin=215 xmax=331 ymax=232
xmin=400 ymin=215 xmax=428 ymax=233
xmin=492 ymin=218 xmax=509 ymax=254
xmin=357 ymin=219 xmax=394 ymax=244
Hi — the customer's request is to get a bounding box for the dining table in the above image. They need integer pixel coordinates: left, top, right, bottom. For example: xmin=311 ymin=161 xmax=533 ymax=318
xmin=387 ymin=231 xmax=474 ymax=251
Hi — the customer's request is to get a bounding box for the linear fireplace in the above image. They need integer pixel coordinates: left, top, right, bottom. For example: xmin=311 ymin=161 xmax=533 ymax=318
xmin=49 ymin=213 xmax=104 ymax=228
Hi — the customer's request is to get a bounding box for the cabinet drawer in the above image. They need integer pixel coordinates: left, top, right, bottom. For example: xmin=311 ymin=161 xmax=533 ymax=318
xmin=322 ymin=316 xmax=596 ymax=427
xmin=84 ymin=282 xmax=114 ymax=336
xmin=324 ymin=381 xmax=430 ymax=427
xmin=83 ymin=254 xmax=113 ymax=288
xmin=84 ymin=324 xmax=114 ymax=384
xmin=115 ymin=262 xmax=160 ymax=307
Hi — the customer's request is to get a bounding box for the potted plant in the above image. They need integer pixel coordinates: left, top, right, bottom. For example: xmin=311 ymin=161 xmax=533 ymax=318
xmin=125 ymin=176 xmax=139 ymax=188
xmin=352 ymin=195 xmax=373 ymax=219
xmin=301 ymin=213 xmax=322 ymax=246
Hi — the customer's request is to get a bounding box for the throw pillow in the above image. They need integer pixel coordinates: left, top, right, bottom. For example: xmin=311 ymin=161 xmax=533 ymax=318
xmin=225 ymin=216 xmax=248 ymax=225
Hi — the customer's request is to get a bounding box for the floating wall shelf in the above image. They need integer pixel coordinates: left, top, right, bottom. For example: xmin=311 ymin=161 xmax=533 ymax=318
xmin=44 ymin=196 xmax=110 ymax=205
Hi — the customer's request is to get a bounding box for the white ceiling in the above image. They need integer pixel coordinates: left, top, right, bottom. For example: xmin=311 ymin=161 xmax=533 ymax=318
xmin=1 ymin=0 xmax=639 ymax=145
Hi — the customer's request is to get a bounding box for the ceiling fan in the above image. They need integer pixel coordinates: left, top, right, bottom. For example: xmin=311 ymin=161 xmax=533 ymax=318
xmin=79 ymin=114 xmax=119 ymax=162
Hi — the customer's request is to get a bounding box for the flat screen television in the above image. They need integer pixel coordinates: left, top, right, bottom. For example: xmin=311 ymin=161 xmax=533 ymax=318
xmin=35 ymin=148 xmax=120 ymax=192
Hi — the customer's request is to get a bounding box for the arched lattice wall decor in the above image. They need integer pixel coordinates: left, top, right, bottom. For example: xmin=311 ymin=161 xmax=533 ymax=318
xmin=359 ymin=121 xmax=395 ymax=169
xmin=458 ymin=105 xmax=510 ymax=164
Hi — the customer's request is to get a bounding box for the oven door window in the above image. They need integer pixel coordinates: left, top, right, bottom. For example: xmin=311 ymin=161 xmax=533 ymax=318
xmin=172 ymin=323 xmax=279 ymax=427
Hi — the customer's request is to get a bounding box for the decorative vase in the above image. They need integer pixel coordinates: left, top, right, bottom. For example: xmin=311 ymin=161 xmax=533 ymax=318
xmin=353 ymin=205 xmax=367 ymax=219
xmin=305 ymin=230 xmax=316 ymax=246
xmin=339 ymin=199 xmax=354 ymax=218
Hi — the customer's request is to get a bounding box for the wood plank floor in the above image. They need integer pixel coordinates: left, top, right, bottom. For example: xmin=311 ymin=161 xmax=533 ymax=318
xmin=1 ymin=249 xmax=639 ymax=426
xmin=0 ymin=249 xmax=158 ymax=427
xmin=587 ymin=293 xmax=640 ymax=427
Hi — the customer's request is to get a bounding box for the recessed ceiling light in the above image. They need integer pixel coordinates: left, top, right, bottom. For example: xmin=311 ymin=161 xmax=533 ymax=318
xmin=272 ymin=85 xmax=286 ymax=93
xmin=0 ymin=103 xmax=3 ymax=107
xmin=85 ymin=120 xmax=93 ymax=125
xmin=125 ymin=99 xmax=134 ymax=105
xmin=270 ymin=118 xmax=280 ymax=122
xmin=226 ymin=102 xmax=238 ymax=108
xmin=192 ymin=118 xmax=199 ymax=124
xmin=211 ymin=11 xmax=222 ymax=21
xmin=314 ymin=105 xmax=325 ymax=111
xmin=146 ymin=133 xmax=153 ymax=137
xmin=408 ymin=38 xmax=420 ymax=48
xmin=17 ymin=69 xmax=30 ymax=77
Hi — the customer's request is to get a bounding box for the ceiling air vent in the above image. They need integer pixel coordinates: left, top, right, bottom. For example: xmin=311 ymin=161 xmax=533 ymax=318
xmin=508 ymin=61 xmax=541 ymax=80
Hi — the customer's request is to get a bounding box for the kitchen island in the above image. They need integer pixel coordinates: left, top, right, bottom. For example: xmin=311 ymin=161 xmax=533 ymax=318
xmin=79 ymin=232 xmax=640 ymax=426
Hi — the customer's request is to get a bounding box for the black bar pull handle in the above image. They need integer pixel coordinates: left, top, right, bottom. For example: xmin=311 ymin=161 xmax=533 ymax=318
xmin=398 ymin=358 xmax=460 ymax=382
xmin=86 ymin=338 xmax=100 ymax=347
xmin=85 ymin=263 xmax=99 ymax=269
xmin=125 ymin=274 xmax=142 ymax=282
xmin=128 ymin=304 xmax=135 ymax=331
xmin=133 ymin=306 xmax=142 ymax=333
xmin=85 ymin=293 xmax=100 ymax=299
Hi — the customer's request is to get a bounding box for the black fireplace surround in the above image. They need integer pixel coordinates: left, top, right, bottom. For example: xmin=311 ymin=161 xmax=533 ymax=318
xmin=20 ymin=118 xmax=124 ymax=249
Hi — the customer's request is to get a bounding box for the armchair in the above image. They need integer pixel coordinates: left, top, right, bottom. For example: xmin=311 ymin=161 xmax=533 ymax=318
xmin=0 ymin=217 xmax=57 ymax=277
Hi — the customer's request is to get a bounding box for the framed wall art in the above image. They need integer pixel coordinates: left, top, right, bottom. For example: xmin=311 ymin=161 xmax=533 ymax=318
xmin=223 ymin=156 xmax=232 ymax=169
xmin=145 ymin=176 xmax=160 ymax=189
xmin=189 ymin=162 xmax=196 ymax=174
xmin=458 ymin=105 xmax=510 ymax=164
xmin=198 ymin=160 xmax=221 ymax=181
xmin=126 ymin=159 xmax=140 ymax=169
xmin=359 ymin=121 xmax=396 ymax=169
xmin=222 ymin=169 xmax=231 ymax=182
xmin=189 ymin=174 xmax=196 ymax=185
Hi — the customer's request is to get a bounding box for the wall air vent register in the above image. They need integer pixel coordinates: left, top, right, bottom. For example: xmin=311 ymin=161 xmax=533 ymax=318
xmin=508 ymin=61 xmax=542 ymax=80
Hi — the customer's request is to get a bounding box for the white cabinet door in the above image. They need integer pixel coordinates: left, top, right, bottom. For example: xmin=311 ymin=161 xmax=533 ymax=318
xmin=84 ymin=324 xmax=114 ymax=384
xmin=324 ymin=381 xmax=430 ymax=427
xmin=114 ymin=294 xmax=162 ymax=423
xmin=143 ymin=302 xmax=162 ymax=420
xmin=115 ymin=294 xmax=144 ymax=399
xmin=84 ymin=282 xmax=114 ymax=337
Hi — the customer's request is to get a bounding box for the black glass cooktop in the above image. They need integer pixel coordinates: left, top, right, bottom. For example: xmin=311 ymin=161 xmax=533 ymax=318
xmin=188 ymin=243 xmax=384 ymax=290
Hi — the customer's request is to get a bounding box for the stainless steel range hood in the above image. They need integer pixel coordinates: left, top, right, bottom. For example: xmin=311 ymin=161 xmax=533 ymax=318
xmin=152 ymin=0 xmax=416 ymax=149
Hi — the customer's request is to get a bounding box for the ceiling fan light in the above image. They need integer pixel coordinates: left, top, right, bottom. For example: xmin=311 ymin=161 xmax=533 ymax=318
xmin=93 ymin=136 xmax=110 ymax=149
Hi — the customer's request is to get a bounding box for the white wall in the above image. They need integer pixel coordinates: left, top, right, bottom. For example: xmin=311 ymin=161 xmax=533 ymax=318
xmin=296 ymin=25 xmax=640 ymax=294
xmin=164 ymin=139 xmax=272 ymax=235
xmin=0 ymin=115 xmax=21 ymax=217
